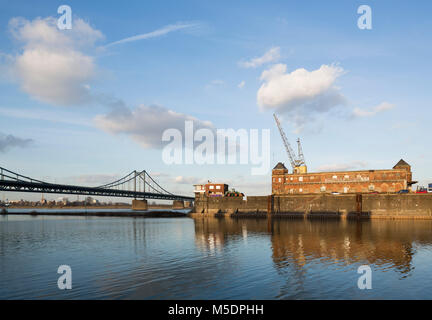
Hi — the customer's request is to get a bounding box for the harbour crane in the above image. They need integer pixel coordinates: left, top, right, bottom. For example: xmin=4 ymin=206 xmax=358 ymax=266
xmin=273 ymin=113 xmax=307 ymax=174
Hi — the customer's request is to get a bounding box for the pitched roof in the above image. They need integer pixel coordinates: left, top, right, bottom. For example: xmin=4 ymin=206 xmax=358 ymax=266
xmin=273 ymin=162 xmax=287 ymax=170
xmin=393 ymin=159 xmax=410 ymax=168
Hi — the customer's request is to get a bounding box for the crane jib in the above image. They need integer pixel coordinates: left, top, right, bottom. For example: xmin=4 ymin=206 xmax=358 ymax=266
xmin=273 ymin=113 xmax=307 ymax=172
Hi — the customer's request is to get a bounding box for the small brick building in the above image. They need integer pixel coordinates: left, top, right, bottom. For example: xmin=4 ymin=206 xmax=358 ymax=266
xmin=194 ymin=183 xmax=228 ymax=197
xmin=272 ymin=159 xmax=415 ymax=194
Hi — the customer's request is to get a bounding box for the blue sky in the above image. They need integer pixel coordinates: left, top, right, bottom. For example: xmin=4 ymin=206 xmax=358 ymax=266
xmin=0 ymin=0 xmax=431 ymax=200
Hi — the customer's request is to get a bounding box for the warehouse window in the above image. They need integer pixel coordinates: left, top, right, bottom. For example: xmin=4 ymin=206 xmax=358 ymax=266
xmin=299 ymin=177 xmax=303 ymax=182
xmin=321 ymin=186 xmax=326 ymax=192
xmin=278 ymin=178 xmax=281 ymax=182
xmin=333 ymin=175 xmax=337 ymax=179
xmin=299 ymin=188 xmax=303 ymax=192
xmin=216 ymin=185 xmax=221 ymax=189
xmin=209 ymin=185 xmax=214 ymax=189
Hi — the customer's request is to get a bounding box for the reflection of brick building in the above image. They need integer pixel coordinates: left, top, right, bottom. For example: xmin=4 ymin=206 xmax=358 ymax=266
xmin=272 ymin=159 xmax=416 ymax=194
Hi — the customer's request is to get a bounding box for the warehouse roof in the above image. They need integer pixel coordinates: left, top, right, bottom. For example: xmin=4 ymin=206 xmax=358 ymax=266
xmin=273 ymin=162 xmax=287 ymax=170
xmin=393 ymin=159 xmax=410 ymax=168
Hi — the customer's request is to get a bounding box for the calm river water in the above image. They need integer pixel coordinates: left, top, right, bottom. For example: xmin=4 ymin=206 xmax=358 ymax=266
xmin=1 ymin=213 xmax=432 ymax=299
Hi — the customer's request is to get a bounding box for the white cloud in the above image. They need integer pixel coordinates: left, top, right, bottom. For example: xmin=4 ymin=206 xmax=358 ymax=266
xmin=239 ymin=47 xmax=280 ymax=68
xmin=71 ymin=174 xmax=121 ymax=185
xmin=149 ymin=172 xmax=171 ymax=178
xmin=105 ymin=22 xmax=198 ymax=47
xmin=315 ymin=161 xmax=368 ymax=172
xmin=15 ymin=49 xmax=95 ymax=105
xmin=391 ymin=121 xmax=415 ymax=130
xmin=210 ymin=79 xmax=225 ymax=86
xmin=94 ymin=104 xmax=214 ymax=149
xmin=4 ymin=16 xmax=213 ymax=152
xmin=9 ymin=17 xmax=103 ymax=49
xmin=238 ymin=80 xmax=245 ymax=88
xmin=0 ymin=133 xmax=33 ymax=152
xmin=235 ymin=181 xmax=271 ymax=196
xmin=353 ymin=102 xmax=395 ymax=118
xmin=257 ymin=63 xmax=346 ymax=131
xmin=258 ymin=64 xmax=344 ymax=109
xmin=205 ymin=79 xmax=226 ymax=90
xmin=8 ymin=16 xmax=104 ymax=106
xmin=0 ymin=106 xmax=92 ymax=127
xmin=6 ymin=17 xmax=199 ymax=107
xmin=174 ymin=176 xmax=207 ymax=185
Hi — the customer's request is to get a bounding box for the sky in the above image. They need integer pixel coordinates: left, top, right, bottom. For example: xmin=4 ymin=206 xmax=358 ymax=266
xmin=0 ymin=0 xmax=431 ymax=201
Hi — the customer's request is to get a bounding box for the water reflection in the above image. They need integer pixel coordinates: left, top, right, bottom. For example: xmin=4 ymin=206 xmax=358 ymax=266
xmin=2 ymin=214 xmax=432 ymax=299
xmin=193 ymin=217 xmax=432 ymax=276
xmin=193 ymin=218 xmax=268 ymax=254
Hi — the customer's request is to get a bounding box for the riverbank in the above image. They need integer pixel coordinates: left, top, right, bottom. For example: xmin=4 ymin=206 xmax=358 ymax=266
xmin=193 ymin=193 xmax=432 ymax=220
xmin=1 ymin=208 xmax=191 ymax=218
xmin=5 ymin=204 xmax=176 ymax=210
xmin=189 ymin=211 xmax=432 ymax=220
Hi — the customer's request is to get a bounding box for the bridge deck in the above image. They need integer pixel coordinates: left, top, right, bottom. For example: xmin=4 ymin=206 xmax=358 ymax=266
xmin=0 ymin=180 xmax=194 ymax=201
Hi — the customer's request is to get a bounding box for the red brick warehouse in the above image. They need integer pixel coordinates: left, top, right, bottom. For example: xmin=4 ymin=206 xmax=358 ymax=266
xmin=272 ymin=159 xmax=415 ymax=194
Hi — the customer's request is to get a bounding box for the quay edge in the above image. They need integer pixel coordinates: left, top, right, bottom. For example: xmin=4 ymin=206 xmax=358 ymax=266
xmin=191 ymin=193 xmax=432 ymax=220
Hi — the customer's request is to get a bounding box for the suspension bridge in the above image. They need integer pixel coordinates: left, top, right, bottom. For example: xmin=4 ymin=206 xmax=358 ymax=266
xmin=0 ymin=166 xmax=194 ymax=205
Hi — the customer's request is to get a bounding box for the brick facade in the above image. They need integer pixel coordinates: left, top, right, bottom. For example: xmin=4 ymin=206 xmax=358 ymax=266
xmin=272 ymin=159 xmax=414 ymax=194
xmin=194 ymin=183 xmax=229 ymax=196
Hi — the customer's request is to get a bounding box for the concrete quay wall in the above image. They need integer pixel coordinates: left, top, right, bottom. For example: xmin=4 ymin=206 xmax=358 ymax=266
xmin=194 ymin=196 xmax=268 ymax=215
xmin=192 ymin=194 xmax=432 ymax=219
xmin=362 ymin=194 xmax=432 ymax=218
